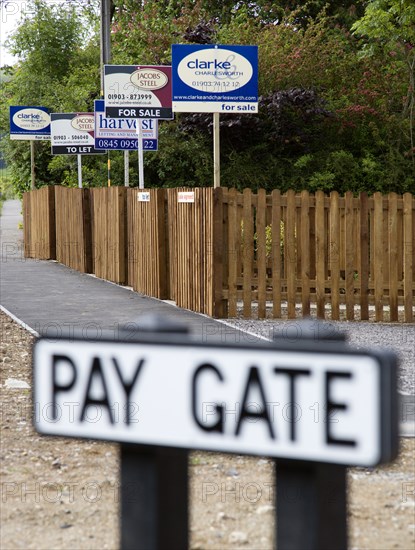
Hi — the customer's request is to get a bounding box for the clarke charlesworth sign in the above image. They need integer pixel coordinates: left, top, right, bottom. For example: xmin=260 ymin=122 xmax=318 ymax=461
xmin=172 ymin=44 xmax=258 ymax=113
xmin=9 ymin=106 xmax=50 ymax=140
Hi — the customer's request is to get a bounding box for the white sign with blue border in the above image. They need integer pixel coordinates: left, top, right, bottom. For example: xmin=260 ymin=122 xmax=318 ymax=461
xmin=94 ymin=100 xmax=158 ymax=151
xmin=10 ymin=106 xmax=51 ymax=140
xmin=172 ymin=44 xmax=258 ymax=113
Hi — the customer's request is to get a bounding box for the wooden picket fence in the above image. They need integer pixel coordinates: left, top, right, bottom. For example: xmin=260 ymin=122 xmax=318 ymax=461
xmin=54 ymin=186 xmax=92 ymax=273
xmin=216 ymin=188 xmax=414 ymax=322
xmin=23 ymin=186 xmax=55 ymax=260
xmin=127 ymin=188 xmax=168 ymax=299
xmin=23 ymin=186 xmax=415 ymax=322
xmin=91 ymin=187 xmax=127 ymax=284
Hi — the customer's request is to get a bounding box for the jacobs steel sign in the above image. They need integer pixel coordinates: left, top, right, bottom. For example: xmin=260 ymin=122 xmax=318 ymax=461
xmin=9 ymin=106 xmax=50 ymax=140
xmin=51 ymin=113 xmax=104 ymax=155
xmin=172 ymin=44 xmax=258 ymax=113
xmin=104 ymin=65 xmax=173 ymax=119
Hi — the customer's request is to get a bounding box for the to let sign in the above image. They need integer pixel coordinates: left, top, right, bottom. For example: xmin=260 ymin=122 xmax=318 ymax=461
xmin=51 ymin=113 xmax=105 ymax=155
xmin=33 ymin=337 xmax=398 ymax=467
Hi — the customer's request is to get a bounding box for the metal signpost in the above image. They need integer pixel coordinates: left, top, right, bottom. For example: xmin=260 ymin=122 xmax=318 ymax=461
xmin=9 ymin=106 xmax=51 ymax=190
xmin=94 ymin=99 xmax=158 ymax=188
xmin=50 ymin=113 xmax=105 ymax=188
xmin=33 ymin=316 xmax=398 ymax=550
xmin=171 ymin=44 xmax=258 ymax=188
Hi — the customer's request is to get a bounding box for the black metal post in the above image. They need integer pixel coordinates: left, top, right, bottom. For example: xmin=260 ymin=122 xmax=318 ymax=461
xmin=275 ymin=460 xmax=347 ymax=550
xmin=121 ymin=445 xmax=189 ymax=550
xmin=119 ymin=315 xmax=190 ymax=550
xmin=273 ymin=319 xmax=349 ymax=550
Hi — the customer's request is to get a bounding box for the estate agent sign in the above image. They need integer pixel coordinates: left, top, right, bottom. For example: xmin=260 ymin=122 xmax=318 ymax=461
xmin=51 ymin=113 xmax=104 ymax=155
xmin=10 ymin=106 xmax=50 ymax=140
xmin=103 ymin=65 xmax=173 ymax=119
xmin=172 ymin=44 xmax=258 ymax=113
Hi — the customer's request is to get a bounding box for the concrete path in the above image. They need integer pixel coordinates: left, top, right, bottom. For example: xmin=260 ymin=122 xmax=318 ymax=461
xmin=0 ymin=199 xmax=248 ymax=342
xmin=1 ymin=199 xmax=413 ymax=436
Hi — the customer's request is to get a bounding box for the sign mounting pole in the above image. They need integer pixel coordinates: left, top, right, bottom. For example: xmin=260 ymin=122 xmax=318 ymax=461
xmin=77 ymin=154 xmax=83 ymax=188
xmin=137 ymin=121 xmax=145 ymax=189
xmin=213 ymin=113 xmax=220 ymax=188
xmin=124 ymin=150 xmax=129 ymax=187
xmin=30 ymin=140 xmax=35 ymax=190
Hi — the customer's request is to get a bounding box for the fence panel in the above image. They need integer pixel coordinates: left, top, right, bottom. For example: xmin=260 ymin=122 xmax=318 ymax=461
xmin=217 ymin=189 xmax=414 ymax=322
xmin=91 ymin=187 xmax=126 ymax=284
xmin=55 ymin=186 xmax=92 ymax=273
xmin=23 ymin=186 xmax=56 ymax=260
xmin=167 ymin=188 xmax=215 ymax=316
xmin=127 ymin=189 xmax=168 ymax=299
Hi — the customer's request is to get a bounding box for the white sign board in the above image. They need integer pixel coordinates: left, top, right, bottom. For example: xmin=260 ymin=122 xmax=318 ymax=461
xmin=33 ymin=339 xmax=396 ymax=466
xmin=104 ymin=65 xmax=173 ymax=119
xmin=10 ymin=106 xmax=51 ymax=140
xmin=51 ymin=113 xmax=104 ymax=155
xmin=172 ymin=44 xmax=258 ymax=113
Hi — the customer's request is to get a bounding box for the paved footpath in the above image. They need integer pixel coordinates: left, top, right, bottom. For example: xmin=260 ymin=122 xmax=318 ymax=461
xmin=0 ymin=199 xmax=249 ymax=343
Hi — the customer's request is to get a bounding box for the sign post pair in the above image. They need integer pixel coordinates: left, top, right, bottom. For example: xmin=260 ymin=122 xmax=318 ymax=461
xmin=33 ymin=316 xmax=398 ymax=549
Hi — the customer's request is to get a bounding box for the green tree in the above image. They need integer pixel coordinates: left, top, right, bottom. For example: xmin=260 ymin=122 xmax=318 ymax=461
xmin=0 ymin=0 xmax=105 ymax=195
xmin=352 ymin=0 xmax=415 ymax=180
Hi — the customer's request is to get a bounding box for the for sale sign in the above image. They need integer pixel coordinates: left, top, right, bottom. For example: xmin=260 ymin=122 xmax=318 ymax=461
xmin=10 ymin=106 xmax=50 ymax=140
xmin=104 ymin=65 xmax=173 ymax=119
xmin=172 ymin=44 xmax=258 ymax=113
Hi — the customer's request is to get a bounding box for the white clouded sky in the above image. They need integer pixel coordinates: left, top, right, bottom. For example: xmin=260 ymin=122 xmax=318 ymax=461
xmin=0 ymin=0 xmax=31 ymax=66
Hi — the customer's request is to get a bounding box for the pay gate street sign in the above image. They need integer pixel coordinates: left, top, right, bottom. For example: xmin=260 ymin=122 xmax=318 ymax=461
xmin=33 ymin=335 xmax=398 ymax=467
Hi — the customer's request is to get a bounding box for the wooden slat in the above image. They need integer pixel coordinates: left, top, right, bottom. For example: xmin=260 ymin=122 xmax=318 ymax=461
xmin=329 ymin=191 xmax=340 ymax=320
xmin=227 ymin=188 xmax=238 ymax=317
xmin=301 ymin=190 xmax=310 ymax=317
xmin=285 ymin=190 xmax=296 ymax=319
xmin=315 ymin=191 xmax=325 ymax=319
xmin=271 ymin=190 xmax=282 ymax=318
xmin=359 ymin=193 xmax=369 ymax=320
xmin=257 ymin=189 xmax=267 ymax=318
xmin=388 ymin=193 xmax=399 ymax=321
xmin=403 ymin=193 xmax=413 ymax=322
xmin=242 ymin=189 xmax=253 ymax=318
xmin=345 ymin=191 xmax=355 ymax=321
xmin=373 ymin=192 xmax=384 ymax=321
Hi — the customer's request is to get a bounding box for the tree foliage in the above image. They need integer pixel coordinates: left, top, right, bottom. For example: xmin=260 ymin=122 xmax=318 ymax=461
xmin=0 ymin=0 xmax=414 ymax=195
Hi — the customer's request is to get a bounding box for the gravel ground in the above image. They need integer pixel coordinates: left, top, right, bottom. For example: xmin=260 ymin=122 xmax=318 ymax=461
xmin=221 ymin=318 xmax=414 ymax=395
xmin=1 ymin=310 xmax=415 ymax=550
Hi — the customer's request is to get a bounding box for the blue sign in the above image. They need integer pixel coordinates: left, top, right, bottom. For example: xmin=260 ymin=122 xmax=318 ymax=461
xmin=94 ymin=100 xmax=158 ymax=151
xmin=172 ymin=44 xmax=258 ymax=113
xmin=10 ymin=106 xmax=51 ymax=140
